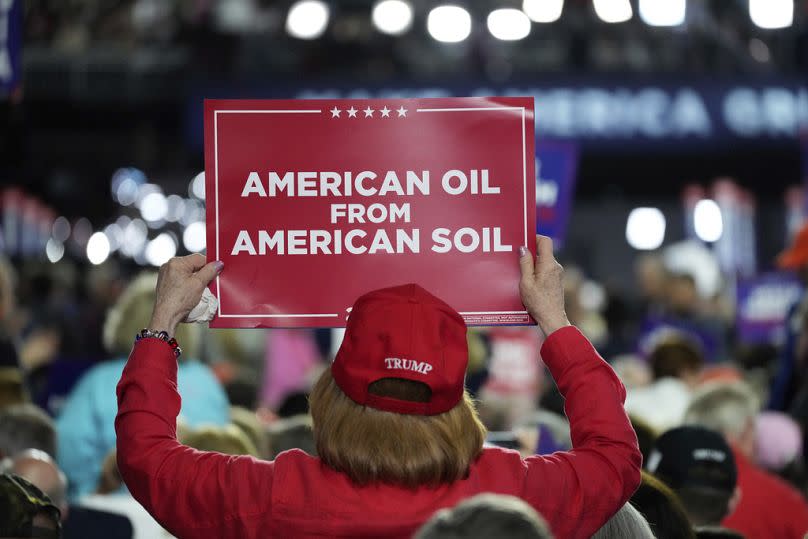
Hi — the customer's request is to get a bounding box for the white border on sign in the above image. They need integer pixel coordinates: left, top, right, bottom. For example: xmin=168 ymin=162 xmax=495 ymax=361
xmin=213 ymin=105 xmax=530 ymax=319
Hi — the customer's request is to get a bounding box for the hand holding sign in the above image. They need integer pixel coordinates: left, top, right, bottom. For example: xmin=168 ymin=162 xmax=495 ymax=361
xmin=519 ymin=235 xmax=570 ymax=338
xmin=150 ymin=255 xmax=223 ymax=336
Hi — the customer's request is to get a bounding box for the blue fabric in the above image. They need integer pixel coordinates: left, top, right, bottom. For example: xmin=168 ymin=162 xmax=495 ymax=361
xmin=769 ymin=301 xmax=800 ymax=411
xmin=57 ymin=358 xmax=229 ymax=500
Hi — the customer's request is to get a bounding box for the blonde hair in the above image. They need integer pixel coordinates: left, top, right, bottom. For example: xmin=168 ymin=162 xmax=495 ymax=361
xmin=182 ymin=424 xmax=260 ymax=457
xmin=309 ymin=368 xmax=486 ymax=489
xmin=103 ymin=273 xmax=199 ymax=358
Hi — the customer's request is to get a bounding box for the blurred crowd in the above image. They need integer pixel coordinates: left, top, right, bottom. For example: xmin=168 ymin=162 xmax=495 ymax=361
xmin=2 ymin=222 xmax=808 ymax=538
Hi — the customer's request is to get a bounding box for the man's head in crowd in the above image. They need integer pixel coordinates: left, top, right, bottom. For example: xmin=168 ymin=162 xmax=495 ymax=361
xmin=0 ymin=405 xmax=56 ymax=460
xmin=591 ymin=502 xmax=654 ymax=539
xmin=0 ymin=369 xmax=27 ymax=410
xmin=631 ymin=472 xmax=696 ymax=539
xmin=308 ymin=284 xmax=486 ymax=488
xmin=646 ymin=426 xmax=738 ymax=526
xmin=648 ymin=335 xmax=705 ymax=387
xmin=414 ymin=494 xmax=553 ymax=539
xmin=2 ymin=450 xmax=67 ymax=520
xmin=684 ymin=382 xmax=759 ymax=458
xmin=0 ymin=473 xmax=61 ymax=539
xmin=667 ymin=273 xmax=700 ymax=316
xmin=103 ymin=272 xmax=200 ymax=359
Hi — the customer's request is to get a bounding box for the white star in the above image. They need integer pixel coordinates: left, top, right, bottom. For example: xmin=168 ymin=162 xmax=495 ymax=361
xmin=330 ymin=107 xmax=341 ymax=118
xmin=363 ymin=107 xmax=374 ymax=118
xmin=396 ymin=106 xmax=408 ymax=117
xmin=347 ymin=107 xmax=358 ymax=118
xmin=380 ymin=106 xmax=391 ymax=117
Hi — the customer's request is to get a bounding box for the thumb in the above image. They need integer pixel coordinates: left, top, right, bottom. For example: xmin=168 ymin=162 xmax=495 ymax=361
xmin=518 ymin=245 xmax=534 ymax=282
xmin=195 ymin=260 xmax=223 ymax=286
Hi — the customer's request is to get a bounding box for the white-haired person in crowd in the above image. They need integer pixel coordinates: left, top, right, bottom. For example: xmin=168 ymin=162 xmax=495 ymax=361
xmin=414 ymin=493 xmax=554 ymax=539
xmin=57 ymin=273 xmax=229 ymax=500
xmin=684 ymin=382 xmax=808 ymax=539
xmin=591 ymin=502 xmax=655 ymax=539
xmin=114 ymin=235 xmax=641 ymax=538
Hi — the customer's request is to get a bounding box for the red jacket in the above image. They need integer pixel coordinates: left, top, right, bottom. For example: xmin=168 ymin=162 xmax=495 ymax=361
xmin=723 ymin=447 xmax=808 ymax=539
xmin=115 ymin=326 xmax=641 ymax=539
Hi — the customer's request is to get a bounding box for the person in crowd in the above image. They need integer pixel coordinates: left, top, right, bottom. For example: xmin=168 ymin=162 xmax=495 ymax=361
xmin=182 ymin=425 xmax=260 ymax=457
xmin=2 ymin=449 xmax=68 ymax=521
xmin=0 ymin=366 xmax=27 ymax=409
xmin=694 ymin=527 xmax=745 ymax=539
xmin=229 ymin=406 xmax=270 ymax=459
xmin=77 ymin=450 xmax=173 ymax=539
xmin=0 ymin=403 xmax=56 ymax=459
xmin=0 ymin=472 xmax=62 ymax=539
xmin=115 ymin=237 xmax=642 ymax=538
xmin=591 ymin=502 xmax=655 ymax=539
xmin=56 ymin=273 xmax=230 ymax=500
xmin=0 ymin=256 xmax=19 ymax=368
xmin=646 ymin=425 xmax=737 ymax=527
xmin=770 ymin=221 xmax=808 ymax=412
xmin=629 ymin=415 xmax=658 ymax=465
xmin=755 ymin=411 xmax=805 ymax=489
xmin=266 ymin=415 xmax=316 ymax=458
xmin=625 ymin=333 xmax=704 ymax=431
xmin=631 ymin=471 xmax=696 ymax=539
xmin=414 ymin=494 xmax=554 ymax=539
xmin=684 ymin=382 xmax=808 ymax=539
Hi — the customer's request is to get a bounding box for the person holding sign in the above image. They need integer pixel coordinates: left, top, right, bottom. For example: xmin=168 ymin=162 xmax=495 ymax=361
xmin=114 ymin=235 xmax=641 ymax=539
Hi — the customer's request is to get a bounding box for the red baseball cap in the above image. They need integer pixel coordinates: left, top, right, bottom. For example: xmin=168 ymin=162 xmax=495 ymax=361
xmin=331 ymin=283 xmax=468 ymax=416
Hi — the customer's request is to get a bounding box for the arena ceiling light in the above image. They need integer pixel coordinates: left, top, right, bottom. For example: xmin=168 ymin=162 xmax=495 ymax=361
xmin=522 ymin=0 xmax=563 ymax=23
xmin=427 ymin=5 xmax=472 ymax=43
xmin=639 ymin=0 xmax=685 ymax=26
xmin=693 ymin=199 xmax=723 ymax=242
xmin=372 ymin=0 xmax=414 ymax=36
xmin=626 ymin=207 xmax=666 ymax=250
xmin=183 ymin=221 xmax=207 ymax=253
xmin=286 ymin=0 xmax=330 ymax=40
xmin=593 ymin=0 xmax=632 ymax=23
xmin=487 ymin=9 xmax=531 ymax=41
xmin=145 ymin=233 xmax=178 ymax=267
xmin=86 ymin=232 xmax=111 ymax=265
xmin=749 ymin=0 xmax=792 ymax=29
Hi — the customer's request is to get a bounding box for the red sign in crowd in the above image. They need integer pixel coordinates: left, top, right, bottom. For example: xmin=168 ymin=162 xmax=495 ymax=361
xmin=204 ymin=97 xmax=535 ymax=327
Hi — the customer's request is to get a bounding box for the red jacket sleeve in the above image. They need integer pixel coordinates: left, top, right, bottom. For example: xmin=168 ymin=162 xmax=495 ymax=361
xmin=522 ymin=326 xmax=642 ymax=539
xmin=115 ymin=338 xmax=274 ymax=539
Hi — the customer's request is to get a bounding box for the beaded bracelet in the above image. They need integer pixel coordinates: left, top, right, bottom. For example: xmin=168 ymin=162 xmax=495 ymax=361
xmin=135 ymin=329 xmax=183 ymax=358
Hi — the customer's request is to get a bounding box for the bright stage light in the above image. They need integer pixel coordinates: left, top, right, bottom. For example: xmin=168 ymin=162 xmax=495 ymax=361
xmin=523 ymin=0 xmax=563 ymax=23
xmin=86 ymin=232 xmax=111 ymax=265
xmin=372 ymin=0 xmax=414 ymax=35
xmin=639 ymin=0 xmax=685 ymax=26
xmin=487 ymin=9 xmax=531 ymax=41
xmin=427 ymin=5 xmax=472 ymax=43
xmin=626 ymin=207 xmax=666 ymax=250
xmin=694 ymin=199 xmax=723 ymax=242
xmin=593 ymin=0 xmax=632 ymax=23
xmin=286 ymin=0 xmax=330 ymax=39
xmin=749 ymin=0 xmax=792 ymax=29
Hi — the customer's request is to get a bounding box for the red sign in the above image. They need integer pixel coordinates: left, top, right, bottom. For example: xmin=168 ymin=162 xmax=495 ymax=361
xmin=205 ymin=97 xmax=536 ymax=328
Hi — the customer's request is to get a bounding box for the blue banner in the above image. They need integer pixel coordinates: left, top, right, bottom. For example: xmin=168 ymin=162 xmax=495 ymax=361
xmin=188 ymin=78 xmax=808 ymax=150
xmin=536 ymin=141 xmax=578 ymax=249
xmin=0 ymin=0 xmax=21 ymax=97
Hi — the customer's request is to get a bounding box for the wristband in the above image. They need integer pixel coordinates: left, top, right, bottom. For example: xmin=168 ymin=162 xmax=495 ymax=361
xmin=135 ymin=329 xmax=183 ymax=358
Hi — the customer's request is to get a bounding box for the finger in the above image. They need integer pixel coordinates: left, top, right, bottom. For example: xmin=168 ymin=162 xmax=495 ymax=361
xmin=535 ymin=235 xmax=554 ymax=266
xmin=181 ymin=253 xmax=208 ymax=272
xmin=194 ymin=260 xmax=223 ymax=286
xmin=518 ymin=245 xmax=534 ymax=281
